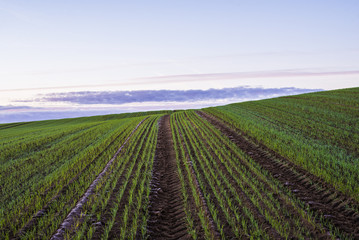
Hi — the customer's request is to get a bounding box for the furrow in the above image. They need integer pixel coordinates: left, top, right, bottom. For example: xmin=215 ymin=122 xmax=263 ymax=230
xmin=198 ymin=110 xmax=359 ymax=239
xmin=50 ymin=117 xmax=148 ymax=240
xmin=147 ymin=115 xmax=190 ymax=240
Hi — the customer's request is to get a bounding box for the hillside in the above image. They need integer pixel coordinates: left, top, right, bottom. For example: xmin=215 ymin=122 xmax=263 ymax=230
xmin=0 ymin=88 xmax=358 ymax=239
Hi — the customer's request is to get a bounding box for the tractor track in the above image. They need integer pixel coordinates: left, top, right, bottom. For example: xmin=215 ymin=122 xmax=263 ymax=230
xmin=147 ymin=115 xmax=190 ymax=239
xmin=197 ymin=110 xmax=359 ymax=239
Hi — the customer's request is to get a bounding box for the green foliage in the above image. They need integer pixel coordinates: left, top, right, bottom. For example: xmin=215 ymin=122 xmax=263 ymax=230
xmin=204 ymin=87 xmax=359 ymax=200
xmin=0 ymin=113 xmax=160 ymax=239
xmin=1 ymin=87 xmax=357 ymax=239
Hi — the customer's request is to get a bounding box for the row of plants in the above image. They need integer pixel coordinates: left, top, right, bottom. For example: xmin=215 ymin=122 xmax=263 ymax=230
xmin=0 ymin=109 xmax=172 ymax=162
xmin=0 ymin=116 xmax=146 ymax=239
xmin=67 ymin=116 xmax=160 ymax=240
xmin=170 ymin=114 xmax=217 ymax=239
xmin=204 ymin=88 xmax=359 ymax=200
xmin=234 ymin=97 xmax=358 ymax=153
xmin=171 ymin=111 xmax=336 ymax=239
xmin=0 ymin=121 xmax=103 ymax=164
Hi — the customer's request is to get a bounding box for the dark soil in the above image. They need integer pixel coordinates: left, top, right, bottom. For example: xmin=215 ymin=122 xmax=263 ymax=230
xmin=197 ymin=110 xmax=359 ymax=239
xmin=185 ymin=113 xmax=284 ymax=239
xmin=190 ymin=112 xmax=324 ymax=239
xmin=147 ymin=115 xmax=190 ymax=239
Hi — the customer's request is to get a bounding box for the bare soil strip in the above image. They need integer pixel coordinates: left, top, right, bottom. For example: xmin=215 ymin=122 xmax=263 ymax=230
xmin=147 ymin=115 xmax=189 ymax=239
xmin=197 ymin=111 xmax=359 ymax=238
xmin=50 ymin=118 xmax=148 ymax=240
xmin=189 ymin=113 xmax=325 ymax=238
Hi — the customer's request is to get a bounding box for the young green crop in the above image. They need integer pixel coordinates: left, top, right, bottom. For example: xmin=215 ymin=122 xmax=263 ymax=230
xmin=204 ymin=88 xmax=359 ymax=200
xmin=1 ymin=87 xmax=357 ymax=239
xmin=0 ymin=115 xmax=152 ymax=239
xmin=171 ymin=110 xmax=338 ymax=239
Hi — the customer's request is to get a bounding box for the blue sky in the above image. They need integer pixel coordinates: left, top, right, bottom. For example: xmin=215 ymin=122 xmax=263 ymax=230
xmin=1 ymin=1 xmax=358 ymax=122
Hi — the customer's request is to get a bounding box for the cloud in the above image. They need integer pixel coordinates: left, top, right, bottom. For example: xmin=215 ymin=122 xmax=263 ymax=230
xmin=30 ymin=86 xmax=322 ymax=105
xmin=145 ymin=69 xmax=359 ymax=82
xmin=3 ymin=86 xmax=323 ymax=123
xmin=1 ymin=69 xmax=357 ymax=92
xmin=0 ymin=110 xmax=105 ymax=124
xmin=0 ymin=105 xmax=33 ymax=111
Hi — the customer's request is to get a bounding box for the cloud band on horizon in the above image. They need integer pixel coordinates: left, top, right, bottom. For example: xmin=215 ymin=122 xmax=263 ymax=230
xmin=2 ymin=86 xmax=322 ymax=124
xmin=22 ymin=86 xmax=322 ymax=105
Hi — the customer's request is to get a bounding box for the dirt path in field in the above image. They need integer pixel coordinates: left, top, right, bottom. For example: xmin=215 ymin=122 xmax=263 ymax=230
xmin=147 ymin=115 xmax=190 ymax=239
xmin=197 ymin=111 xmax=359 ymax=239
xmin=50 ymin=118 xmax=148 ymax=240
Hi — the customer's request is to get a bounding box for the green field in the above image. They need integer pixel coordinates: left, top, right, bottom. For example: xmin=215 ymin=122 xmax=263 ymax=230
xmin=0 ymin=88 xmax=358 ymax=239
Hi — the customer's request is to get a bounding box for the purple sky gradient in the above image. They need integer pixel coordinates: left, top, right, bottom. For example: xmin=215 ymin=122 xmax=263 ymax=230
xmin=0 ymin=1 xmax=358 ymax=123
xmin=1 ymin=86 xmax=322 ymax=123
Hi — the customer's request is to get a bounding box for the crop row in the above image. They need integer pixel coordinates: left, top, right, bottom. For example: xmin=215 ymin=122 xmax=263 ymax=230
xmin=170 ymin=111 xmax=339 ymax=239
xmin=0 ymin=116 xmax=146 ymax=239
xmin=204 ymin=89 xmax=359 ymax=200
xmin=0 ymin=121 xmax=104 ymax=165
xmin=66 ymin=116 xmax=159 ymax=240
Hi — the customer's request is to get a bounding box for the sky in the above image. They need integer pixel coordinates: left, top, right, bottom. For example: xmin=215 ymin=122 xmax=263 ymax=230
xmin=1 ymin=1 xmax=358 ymax=123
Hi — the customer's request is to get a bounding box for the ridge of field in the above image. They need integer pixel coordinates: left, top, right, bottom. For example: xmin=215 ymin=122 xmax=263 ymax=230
xmin=0 ymin=87 xmax=358 ymax=239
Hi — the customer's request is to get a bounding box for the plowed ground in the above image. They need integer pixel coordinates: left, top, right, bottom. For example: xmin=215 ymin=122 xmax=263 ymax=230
xmin=147 ymin=115 xmax=190 ymax=239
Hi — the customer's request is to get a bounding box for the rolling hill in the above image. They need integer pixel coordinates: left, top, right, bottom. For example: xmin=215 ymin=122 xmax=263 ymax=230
xmin=0 ymin=87 xmax=358 ymax=239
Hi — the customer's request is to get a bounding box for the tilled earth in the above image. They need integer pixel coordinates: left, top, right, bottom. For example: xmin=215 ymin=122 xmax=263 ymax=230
xmin=147 ymin=115 xmax=190 ymax=239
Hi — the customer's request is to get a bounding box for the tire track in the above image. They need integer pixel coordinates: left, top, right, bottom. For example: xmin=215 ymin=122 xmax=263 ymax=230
xmin=147 ymin=115 xmax=189 ymax=239
xmin=197 ymin=110 xmax=359 ymax=239
xmin=189 ymin=112 xmax=325 ymax=238
xmin=185 ymin=113 xmax=284 ymax=239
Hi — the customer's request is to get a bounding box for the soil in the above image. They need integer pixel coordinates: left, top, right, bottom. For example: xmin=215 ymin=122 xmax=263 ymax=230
xmin=50 ymin=118 xmax=147 ymax=240
xmin=15 ymin=124 xmax=133 ymax=239
xmin=184 ymin=113 xmax=283 ymax=239
xmin=197 ymin=110 xmax=359 ymax=239
xmin=12 ymin=111 xmax=359 ymax=239
xmin=172 ymin=115 xmax=219 ymax=239
xmin=92 ymin=118 xmax=155 ymax=239
xmin=189 ymin=112 xmax=324 ymax=239
xmin=147 ymin=115 xmax=190 ymax=239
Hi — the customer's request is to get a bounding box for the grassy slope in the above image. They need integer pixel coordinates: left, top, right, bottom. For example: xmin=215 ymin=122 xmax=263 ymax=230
xmin=1 ymin=87 xmax=358 ymax=238
xmin=0 ymin=110 xmax=169 ymax=238
xmin=204 ymin=87 xmax=359 ymax=200
xmin=1 ymin=88 xmax=358 ymax=200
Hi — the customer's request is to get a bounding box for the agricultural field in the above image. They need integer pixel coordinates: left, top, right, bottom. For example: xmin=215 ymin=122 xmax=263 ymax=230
xmin=0 ymin=87 xmax=358 ymax=239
